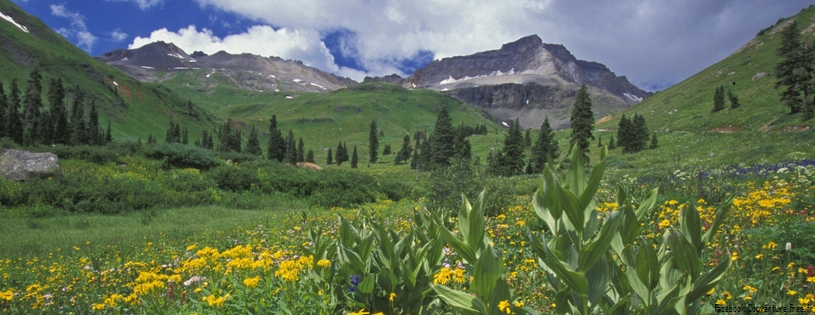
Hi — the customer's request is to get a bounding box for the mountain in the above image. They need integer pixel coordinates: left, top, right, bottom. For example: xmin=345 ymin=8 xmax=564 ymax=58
xmin=367 ymin=35 xmax=650 ymax=129
xmin=97 ymin=42 xmax=357 ymax=93
xmin=596 ymin=5 xmax=815 ymax=133
xmin=0 ymin=0 xmax=216 ymax=142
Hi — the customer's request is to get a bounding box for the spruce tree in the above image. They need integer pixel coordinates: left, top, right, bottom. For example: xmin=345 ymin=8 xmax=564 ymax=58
xmin=775 ymin=20 xmax=807 ymax=114
xmin=70 ymin=89 xmax=87 ymax=145
xmin=617 ymin=114 xmax=631 ymax=153
xmin=452 ymin=124 xmax=472 ymax=161
xmin=7 ymin=79 xmax=23 ymax=144
xmin=286 ymin=129 xmax=296 ymax=164
xmin=22 ymin=68 xmax=43 ymax=145
xmin=105 ymin=120 xmax=113 ymax=144
xmin=0 ymin=82 xmax=6 ymax=139
xmin=327 ymin=148 xmax=333 ymax=165
xmin=608 ymin=135 xmax=616 ymax=150
xmin=633 ymin=114 xmax=649 ymax=152
xmin=182 ymin=127 xmax=188 ymax=145
xmin=713 ymin=85 xmax=726 ymax=112
xmin=491 ymin=118 xmax=525 ymax=176
xmin=395 ymin=134 xmax=412 ymax=165
xmin=335 ymin=141 xmax=346 ymax=166
xmin=382 ymin=144 xmax=391 ymax=156
xmin=351 ymin=145 xmax=359 ymax=168
xmin=297 ymin=137 xmax=305 ymax=163
xmin=430 ymin=107 xmax=455 ymax=168
xmin=267 ymin=115 xmax=285 ymax=162
xmin=569 ymin=85 xmax=595 ymax=162
xmin=597 ymin=135 xmax=603 ymax=147
xmin=728 ymin=90 xmax=741 ymax=110
xmin=246 ymin=125 xmax=262 ymax=156
xmin=48 ymin=78 xmax=69 ymax=145
xmin=649 ymin=132 xmax=658 ymax=149
xmin=306 ymin=149 xmax=315 ymax=163
xmin=166 ymin=120 xmax=178 ymax=143
xmin=531 ymin=117 xmax=555 ymax=173
xmin=369 ymin=120 xmax=379 ymax=163
xmin=524 ymin=128 xmax=532 ymax=148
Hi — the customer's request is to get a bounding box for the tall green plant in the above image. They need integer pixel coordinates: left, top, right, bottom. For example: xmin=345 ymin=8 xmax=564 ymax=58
xmin=529 ymin=145 xmax=733 ymax=314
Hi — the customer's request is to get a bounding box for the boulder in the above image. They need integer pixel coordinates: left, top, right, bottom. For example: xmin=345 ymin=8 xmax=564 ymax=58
xmin=0 ymin=149 xmax=61 ymax=181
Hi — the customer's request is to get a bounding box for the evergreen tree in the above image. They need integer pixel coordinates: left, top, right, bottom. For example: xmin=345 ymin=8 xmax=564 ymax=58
xmin=524 ymin=128 xmax=532 ymax=148
xmin=7 ymin=79 xmax=23 ymax=144
xmin=105 ymin=120 xmax=113 ymax=144
xmin=286 ymin=129 xmax=296 ymax=164
xmin=713 ymin=85 xmax=726 ymax=112
xmin=246 ymin=124 xmax=262 ymax=156
xmin=70 ymin=90 xmax=88 ymax=145
xmin=369 ymin=120 xmax=379 ymax=163
xmin=409 ymin=144 xmax=420 ymax=169
xmin=382 ymin=144 xmax=391 ymax=156
xmin=597 ymin=135 xmax=603 ymax=147
xmin=267 ymin=115 xmax=286 ymax=162
xmin=430 ymin=107 xmax=455 ymax=168
xmin=530 ymin=117 xmax=557 ymax=173
xmin=617 ymin=114 xmax=631 ymax=153
xmin=775 ymin=20 xmax=809 ymax=115
xmin=633 ymin=114 xmax=649 ymax=152
xmin=649 ymin=132 xmax=659 ymax=149
xmin=147 ymin=134 xmax=155 ymax=143
xmin=608 ymin=135 xmax=616 ymax=150
xmin=569 ymin=85 xmax=595 ymax=162
xmin=22 ymin=68 xmax=43 ymax=145
xmin=351 ymin=145 xmax=359 ymax=168
xmin=306 ymin=149 xmax=315 ymax=163
xmin=182 ymin=126 xmax=188 ymax=145
xmin=452 ymin=124 xmax=472 ymax=161
xmin=395 ymin=134 xmax=412 ymax=165
xmin=335 ymin=141 xmax=346 ymax=166
xmin=166 ymin=120 xmax=179 ymax=143
xmin=0 ymin=82 xmax=6 ymax=139
xmin=48 ymin=78 xmax=69 ymax=145
xmin=728 ymin=90 xmax=741 ymax=110
xmin=327 ymin=148 xmax=333 ymax=165
xmin=201 ymin=130 xmax=210 ymax=149
xmin=492 ymin=118 xmax=526 ymax=176
xmin=297 ymin=137 xmax=305 ymax=163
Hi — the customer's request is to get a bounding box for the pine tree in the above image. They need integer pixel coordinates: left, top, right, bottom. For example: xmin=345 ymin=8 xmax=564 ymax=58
xmin=369 ymin=120 xmax=379 ymax=163
xmin=147 ymin=134 xmax=154 ymax=143
xmin=569 ymin=85 xmax=595 ymax=162
xmin=7 ymin=79 xmax=23 ymax=144
xmin=48 ymin=78 xmax=69 ymax=145
xmin=70 ymin=90 xmax=88 ymax=145
xmin=297 ymin=137 xmax=305 ymax=163
xmin=382 ymin=144 xmax=391 ymax=156
xmin=452 ymin=124 xmax=472 ymax=161
xmin=430 ymin=107 xmax=455 ymax=168
xmin=608 ymin=135 xmax=616 ymax=150
xmin=649 ymin=132 xmax=658 ymax=149
xmin=633 ymin=114 xmax=649 ymax=152
xmin=182 ymin=127 xmax=188 ymax=145
xmin=524 ymin=128 xmax=532 ymax=148
xmin=306 ymin=149 xmax=315 ymax=163
xmin=246 ymin=125 xmax=262 ymax=156
xmin=491 ymin=118 xmax=525 ymax=176
xmin=395 ymin=134 xmax=411 ymax=165
xmin=531 ymin=117 xmax=556 ymax=173
xmin=105 ymin=120 xmax=113 ymax=144
xmin=166 ymin=120 xmax=179 ymax=143
xmin=327 ymin=148 xmax=333 ymax=165
xmin=597 ymin=135 xmax=603 ymax=147
xmin=22 ymin=68 xmax=43 ymax=145
xmin=267 ymin=115 xmax=285 ymax=162
xmin=286 ymin=129 xmax=296 ymax=164
xmin=335 ymin=141 xmax=346 ymax=166
xmin=776 ymin=20 xmax=806 ymax=114
xmin=617 ymin=114 xmax=631 ymax=153
xmin=0 ymin=82 xmax=7 ymax=139
xmin=713 ymin=85 xmax=726 ymax=112
xmin=351 ymin=145 xmax=359 ymax=168
xmin=728 ymin=90 xmax=741 ymax=110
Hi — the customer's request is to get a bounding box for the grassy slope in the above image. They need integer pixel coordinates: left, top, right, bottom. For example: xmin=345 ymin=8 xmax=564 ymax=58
xmin=0 ymin=1 xmax=216 ymax=142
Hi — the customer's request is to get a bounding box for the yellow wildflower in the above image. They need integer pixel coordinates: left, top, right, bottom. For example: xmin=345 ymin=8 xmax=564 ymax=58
xmin=243 ymin=276 xmax=261 ymax=288
xmin=317 ymin=259 xmax=331 ymax=268
xmin=0 ymin=289 xmax=13 ymax=301
xmin=389 ymin=292 xmax=396 ymax=302
xmin=498 ymin=300 xmax=511 ymax=314
xmin=92 ymin=303 xmax=106 ymax=311
xmin=788 ymin=290 xmax=798 ymax=296
xmin=347 ymin=309 xmax=370 ymax=315
xmin=658 ymin=220 xmax=671 ymax=229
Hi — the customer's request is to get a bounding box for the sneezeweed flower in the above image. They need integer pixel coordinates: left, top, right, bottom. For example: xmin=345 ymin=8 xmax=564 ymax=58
xmin=0 ymin=289 xmax=13 ymax=301
xmin=389 ymin=292 xmax=396 ymax=302
xmin=706 ymin=288 xmax=715 ymax=296
xmin=731 ymin=252 xmax=739 ymax=261
xmin=243 ymin=276 xmax=260 ymax=288
xmin=755 ymin=253 xmax=763 ymax=259
xmin=203 ymin=293 xmax=229 ymax=307
xmin=788 ymin=290 xmax=798 ymax=296
xmin=716 ymin=299 xmax=726 ymax=305
xmin=347 ymin=309 xmax=370 ymax=315
xmin=317 ymin=259 xmax=331 ymax=268
xmin=92 ymin=303 xmax=105 ymax=311
xmin=498 ymin=300 xmax=511 ymax=314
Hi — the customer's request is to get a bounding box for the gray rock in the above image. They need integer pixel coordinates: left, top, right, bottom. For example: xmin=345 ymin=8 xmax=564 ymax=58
xmin=0 ymin=149 xmax=61 ymax=182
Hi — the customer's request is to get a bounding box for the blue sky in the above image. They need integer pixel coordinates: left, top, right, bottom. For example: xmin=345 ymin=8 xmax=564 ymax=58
xmin=8 ymin=0 xmax=815 ymax=90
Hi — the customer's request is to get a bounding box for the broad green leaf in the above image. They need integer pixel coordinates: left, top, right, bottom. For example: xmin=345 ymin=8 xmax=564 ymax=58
xmin=579 ymin=160 xmax=605 ymax=214
xmin=538 ymin=233 xmax=588 ymax=296
xmin=338 ymin=216 xmax=359 ymax=248
xmin=668 ymin=229 xmax=701 ymax=277
xmin=608 ymin=293 xmax=631 ymax=315
xmin=340 ymin=245 xmax=366 ymax=273
xmin=583 ymin=208 xmax=601 ymax=240
xmin=440 ymin=227 xmax=476 ymax=265
xmin=580 ymin=210 xmax=621 ymax=271
xmin=358 ymin=232 xmax=375 ymax=263
xmin=685 ymin=254 xmax=732 ymax=302
xmin=636 ymin=188 xmax=659 ymax=221
xmin=472 ymin=246 xmax=503 ymax=302
xmin=680 ymin=200 xmax=703 ymax=253
xmin=586 ymin=257 xmax=609 ymax=306
xmin=641 ymin=238 xmax=660 ymax=290
xmin=567 ymin=144 xmax=587 ymax=196
xmin=626 ymin=251 xmax=651 ymax=307
xmin=358 ymin=274 xmax=376 ymax=294
xmin=432 ymin=284 xmax=487 ymax=315
xmin=558 ymin=185 xmax=584 ymax=233
xmin=599 ymin=145 xmax=608 ymax=161
xmin=377 ymin=268 xmax=397 ymax=293
xmin=458 ymin=193 xmax=473 ymax=248
xmin=487 ymin=278 xmax=512 ymax=315
xmin=467 ymin=191 xmax=488 ymax=253
xmin=651 ymin=277 xmax=683 ymax=315
xmin=533 ymin=189 xmax=559 ymax=235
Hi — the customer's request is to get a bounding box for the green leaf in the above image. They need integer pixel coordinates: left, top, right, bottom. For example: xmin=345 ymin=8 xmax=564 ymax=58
xmin=558 ymin=185 xmax=584 ymax=233
xmin=358 ymin=274 xmax=376 ymax=294
xmin=467 ymin=191 xmax=488 ymax=253
xmin=339 ymin=245 xmax=366 ymax=273
xmin=432 ymin=284 xmax=487 ymax=315
xmin=608 ymin=293 xmax=631 ymax=315
xmin=586 ymin=257 xmax=609 ymax=306
xmin=580 ymin=210 xmax=622 ymax=271
xmin=440 ymin=227 xmax=476 ymax=265
xmin=680 ymin=200 xmax=703 ymax=253
xmin=536 ymin=233 xmax=588 ymax=296
xmin=472 ymin=246 xmax=503 ymax=302
xmin=636 ymin=188 xmax=659 ymax=221
xmin=338 ymin=215 xmax=359 ymax=248
xmin=377 ymin=268 xmax=397 ymax=293
xmin=487 ymin=278 xmax=512 ymax=315
xmin=625 ymin=249 xmax=651 ymax=307
xmin=668 ymin=230 xmax=701 ymax=277
xmin=458 ymin=193 xmax=473 ymax=249
xmin=358 ymin=232 xmax=376 ymax=263
xmin=533 ymin=189 xmax=559 ymax=235
xmin=685 ymin=254 xmax=732 ymax=302
xmin=599 ymin=145 xmax=608 ymax=161
xmin=579 ymin=160 xmax=605 ymax=214
xmin=567 ymin=144 xmax=587 ymax=197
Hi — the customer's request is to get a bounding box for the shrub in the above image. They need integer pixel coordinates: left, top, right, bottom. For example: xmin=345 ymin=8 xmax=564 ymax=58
xmin=207 ymin=165 xmax=259 ymax=192
xmin=141 ymin=143 xmax=221 ymax=170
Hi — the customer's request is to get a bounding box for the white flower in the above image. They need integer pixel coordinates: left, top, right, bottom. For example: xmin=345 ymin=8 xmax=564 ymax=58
xmin=786 ymin=242 xmax=793 ymax=251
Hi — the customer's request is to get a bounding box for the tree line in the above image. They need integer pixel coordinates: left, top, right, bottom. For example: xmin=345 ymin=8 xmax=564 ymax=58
xmin=0 ymin=68 xmax=112 ymax=147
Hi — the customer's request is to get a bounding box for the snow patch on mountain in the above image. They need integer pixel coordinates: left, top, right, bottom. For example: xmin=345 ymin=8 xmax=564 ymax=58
xmin=0 ymin=11 xmax=29 ymax=33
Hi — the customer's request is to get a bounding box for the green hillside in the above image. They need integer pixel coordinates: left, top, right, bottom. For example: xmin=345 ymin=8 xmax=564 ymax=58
xmin=0 ymin=1 xmax=216 ymax=142
xmin=598 ymin=5 xmax=815 ymax=132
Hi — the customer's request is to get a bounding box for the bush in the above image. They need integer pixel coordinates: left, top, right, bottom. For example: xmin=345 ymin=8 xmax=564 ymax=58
xmin=47 ymin=145 xmax=124 ymax=164
xmin=207 ymin=165 xmax=259 ymax=192
xmin=141 ymin=143 xmax=221 ymax=170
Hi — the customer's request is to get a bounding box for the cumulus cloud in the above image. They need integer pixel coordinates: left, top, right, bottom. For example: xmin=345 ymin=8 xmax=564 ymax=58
xmin=105 ymin=0 xmax=164 ymax=10
xmin=185 ymin=0 xmax=813 ymax=89
xmin=50 ymin=4 xmax=97 ymax=52
xmin=110 ymin=30 xmax=128 ymax=42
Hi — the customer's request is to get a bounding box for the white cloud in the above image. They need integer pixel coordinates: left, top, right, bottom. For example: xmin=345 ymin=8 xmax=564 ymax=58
xmin=105 ymin=0 xmax=164 ymax=10
xmin=50 ymin=4 xmax=96 ymax=52
xmin=111 ymin=30 xmax=128 ymax=42
xmin=189 ymin=0 xmax=813 ymax=89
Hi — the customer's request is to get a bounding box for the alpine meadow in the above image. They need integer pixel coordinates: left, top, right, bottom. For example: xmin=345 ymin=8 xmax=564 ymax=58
xmin=1 ymin=1 xmax=815 ymax=314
